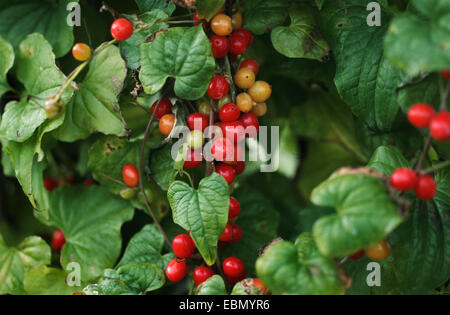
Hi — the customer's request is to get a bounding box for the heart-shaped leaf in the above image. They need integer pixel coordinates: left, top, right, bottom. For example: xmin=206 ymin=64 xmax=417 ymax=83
xmin=256 ymin=233 xmax=346 ymax=294
xmin=0 ymin=36 xmax=14 ymax=96
xmin=24 ymin=265 xmax=81 ymax=295
xmin=195 ymin=275 xmax=227 ymax=295
xmin=271 ymin=8 xmax=330 ymax=61
xmin=167 ymin=173 xmax=229 ymax=265
xmin=311 ymin=172 xmax=403 ymax=257
xmin=48 ymin=185 xmax=134 ymax=281
xmin=368 ymin=145 xmax=410 ymax=175
xmin=139 ymin=26 xmax=215 ymax=100
xmin=117 ymin=224 xmax=174 ymax=269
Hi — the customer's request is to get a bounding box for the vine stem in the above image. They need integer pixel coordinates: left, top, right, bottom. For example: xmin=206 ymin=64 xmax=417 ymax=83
xmin=205 ymin=106 xmax=216 ymax=176
xmin=440 ymin=81 xmax=450 ymax=111
xmin=415 ymin=135 xmax=433 ymax=172
xmin=99 ymin=172 xmax=127 ymax=186
xmin=224 ymin=55 xmax=236 ymax=103
xmin=138 ymin=100 xmax=172 ymax=248
xmin=421 ymin=160 xmax=450 ymax=174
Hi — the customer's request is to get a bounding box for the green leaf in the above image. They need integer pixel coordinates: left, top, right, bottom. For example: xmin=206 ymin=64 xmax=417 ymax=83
xmin=24 ymin=265 xmax=81 ymax=295
xmin=116 ymin=263 xmax=165 ymax=294
xmin=0 ymin=0 xmax=78 ymax=57
xmin=315 ymin=0 xmax=325 ymax=10
xmin=319 ymin=0 xmax=405 ymax=132
xmin=271 ymin=8 xmax=330 ymax=61
xmin=195 ymin=275 xmax=227 ymax=295
xmin=48 ymin=185 xmax=134 ymax=281
xmin=231 ymin=278 xmax=265 ymax=295
xmin=0 ymin=235 xmax=51 ymax=294
xmin=222 ymin=186 xmax=279 ymax=275
xmin=167 ymin=173 xmax=229 ymax=266
xmin=140 ymin=26 xmax=215 ymax=100
xmin=149 ymin=143 xmax=178 ymax=190
xmin=117 ymin=224 xmax=174 ymax=269
xmin=135 ymin=0 xmax=176 ymax=14
xmin=196 ymin=0 xmax=225 ymax=21
xmin=311 ymin=172 xmax=403 ymax=257
xmin=55 ymin=45 xmax=127 ymax=142
xmin=0 ymin=36 xmax=14 ymax=96
xmin=368 ymin=145 xmax=410 ymax=175
xmin=256 ymin=233 xmax=346 ymax=294
xmin=384 ymin=0 xmax=450 ymax=76
xmin=120 ymin=10 xmax=169 ymax=70
xmin=0 ymin=33 xmax=71 ymax=143
xmin=243 ymin=0 xmax=289 ymax=35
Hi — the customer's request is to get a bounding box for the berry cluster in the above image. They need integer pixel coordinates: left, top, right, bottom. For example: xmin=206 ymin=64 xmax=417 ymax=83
xmin=349 ymin=240 xmax=391 ymax=262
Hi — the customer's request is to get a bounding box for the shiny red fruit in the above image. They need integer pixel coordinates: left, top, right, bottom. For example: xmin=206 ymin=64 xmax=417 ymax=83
xmin=390 ymin=168 xmax=418 ymax=191
xmin=222 ymin=256 xmax=245 ymax=278
xmin=230 ymin=225 xmax=242 ymax=243
xmin=122 ymin=164 xmax=139 ymax=187
xmin=111 ymin=18 xmax=134 ymax=41
xmin=239 ymin=112 xmax=260 ymax=137
xmin=208 ymin=76 xmax=230 ymax=100
xmin=44 ymin=178 xmax=58 ymax=191
xmin=165 ymin=258 xmax=187 ymax=282
xmin=211 ymin=137 xmax=234 ymax=162
xmin=229 ymin=33 xmax=247 ymax=55
xmin=430 ymin=111 xmax=450 ymax=141
xmin=441 ymin=70 xmax=450 ymax=80
xmin=234 ymin=28 xmax=253 ymax=47
xmin=184 ymin=149 xmax=202 ymax=169
xmin=150 ymin=98 xmax=173 ymax=119
xmin=219 ymin=103 xmax=240 ymax=123
xmin=240 ymin=59 xmax=259 ymax=76
xmin=414 ymin=175 xmax=437 ymax=200
xmin=187 ymin=112 xmax=209 ymax=131
xmin=219 ymin=224 xmax=233 ymax=242
xmin=229 ymin=197 xmax=241 ymax=218
xmin=407 ymin=104 xmax=435 ymax=128
xmin=172 ymin=234 xmax=196 ymax=258
xmin=52 ymin=229 xmax=66 ymax=251
xmin=221 ymin=121 xmax=246 ymax=143
xmin=232 ymin=161 xmax=246 ymax=175
xmin=210 ymin=35 xmax=230 ymax=59
xmin=215 ymin=163 xmax=236 ymax=184
xmin=193 ymin=266 xmax=215 ymax=286
xmin=350 ymin=250 xmax=365 ymax=260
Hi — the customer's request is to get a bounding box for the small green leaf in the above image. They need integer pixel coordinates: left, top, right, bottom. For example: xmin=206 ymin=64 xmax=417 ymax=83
xmin=116 ymin=263 xmax=165 ymax=294
xmin=256 ymin=233 xmax=345 ymax=294
xmin=24 ymin=265 xmax=81 ymax=295
xmin=231 ymin=278 xmax=265 ymax=295
xmin=195 ymin=275 xmax=227 ymax=295
xmin=48 ymin=185 xmax=134 ymax=281
xmin=271 ymin=8 xmax=330 ymax=61
xmin=0 ymin=36 xmax=14 ymax=96
xmin=243 ymin=0 xmax=289 ymax=35
xmin=196 ymin=0 xmax=225 ymax=21
xmin=311 ymin=172 xmax=403 ymax=257
xmin=55 ymin=45 xmax=127 ymax=142
xmin=117 ymin=224 xmax=174 ymax=269
xmin=140 ymin=26 xmax=215 ymax=100
xmin=135 ymin=0 xmax=176 ymax=14
xmin=149 ymin=143 xmax=178 ymax=191
xmin=167 ymin=173 xmax=229 ymax=265
xmin=0 ymin=234 xmax=51 ymax=294
xmin=368 ymin=145 xmax=411 ymax=175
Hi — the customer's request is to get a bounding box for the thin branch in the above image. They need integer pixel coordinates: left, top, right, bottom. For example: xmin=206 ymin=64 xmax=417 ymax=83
xmin=99 ymin=172 xmax=127 ymax=186
xmin=440 ymin=82 xmax=450 ymax=111
xmin=415 ymin=135 xmax=433 ymax=172
xmin=422 ymin=160 xmax=450 ymax=174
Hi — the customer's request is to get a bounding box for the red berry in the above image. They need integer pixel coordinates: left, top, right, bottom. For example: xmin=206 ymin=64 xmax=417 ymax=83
xmin=414 ymin=175 xmax=437 ymax=200
xmin=122 ymin=164 xmax=139 ymax=187
xmin=408 ymin=104 xmax=435 ymax=128
xmin=230 ymin=224 xmax=242 ymax=243
xmin=219 ymin=224 xmax=233 ymax=242
xmin=208 ymin=76 xmax=229 ymax=100
xmin=150 ymin=98 xmax=173 ymax=119
xmin=210 ymin=35 xmax=230 ymax=59
xmin=187 ymin=113 xmax=209 ymax=131
xmin=232 ymin=161 xmax=246 ymax=175
xmin=390 ymin=168 xmax=418 ymax=191
xmin=215 ymin=163 xmax=236 ymax=184
xmin=239 ymin=112 xmax=259 ymax=137
xmin=219 ymin=103 xmax=240 ymax=123
xmin=83 ymin=179 xmax=96 ymax=186
xmin=43 ymin=178 xmax=58 ymax=191
xmin=221 ymin=121 xmax=246 ymax=143
xmin=165 ymin=258 xmax=187 ymax=282
xmin=52 ymin=229 xmax=66 ymax=251
xmin=350 ymin=250 xmax=365 ymax=260
xmin=225 ymin=274 xmax=245 ymax=285
xmin=430 ymin=111 xmax=450 ymax=141
xmin=234 ymin=29 xmax=253 ymax=47
xmin=229 ymin=33 xmax=247 ymax=55
xmin=229 ymin=197 xmax=241 ymax=218
xmin=441 ymin=70 xmax=450 ymax=80
xmin=218 ymin=241 xmax=230 ymax=249
xmin=223 ymin=145 xmax=243 ymax=166
xmin=222 ymin=256 xmax=245 ymax=278
xmin=184 ymin=149 xmax=203 ymax=169
xmin=111 ymin=18 xmax=134 ymax=41
xmin=240 ymin=59 xmax=259 ymax=76
xmin=211 ymin=137 xmax=234 ymax=162
xmin=172 ymin=234 xmax=196 ymax=258
xmin=193 ymin=266 xmax=215 ymax=286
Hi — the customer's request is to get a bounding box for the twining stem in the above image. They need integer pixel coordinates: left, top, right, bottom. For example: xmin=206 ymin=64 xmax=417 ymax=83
xmin=99 ymin=172 xmax=127 ymax=186
xmin=224 ymin=55 xmax=236 ymax=103
xmin=422 ymin=160 xmax=450 ymax=174
xmin=440 ymin=82 xmax=450 ymax=111
xmin=138 ymin=100 xmax=172 ymax=248
xmin=206 ymin=106 xmax=216 ymax=176
xmin=415 ymin=135 xmax=433 ymax=172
